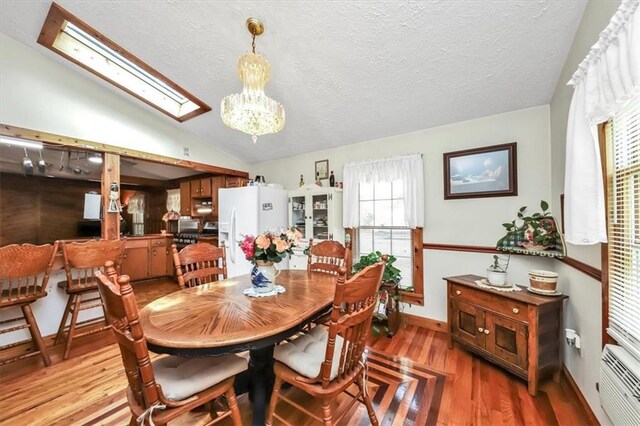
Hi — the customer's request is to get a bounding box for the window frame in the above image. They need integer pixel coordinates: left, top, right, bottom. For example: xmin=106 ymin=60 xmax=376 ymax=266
xmin=37 ymin=3 xmax=211 ymax=122
xmin=600 ymin=99 xmax=640 ymax=350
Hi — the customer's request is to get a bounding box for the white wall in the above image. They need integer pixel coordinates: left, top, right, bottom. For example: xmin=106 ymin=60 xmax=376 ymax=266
xmin=0 ymin=33 xmax=248 ymax=172
xmin=251 ymin=105 xmax=553 ymax=321
xmin=549 ymin=1 xmax=619 ymax=424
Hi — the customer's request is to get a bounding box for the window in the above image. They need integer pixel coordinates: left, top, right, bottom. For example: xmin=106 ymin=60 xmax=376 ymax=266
xmin=605 ymin=95 xmax=640 ymax=358
xmin=37 ymin=3 xmax=211 ymax=122
xmin=357 ymin=180 xmax=413 ymax=286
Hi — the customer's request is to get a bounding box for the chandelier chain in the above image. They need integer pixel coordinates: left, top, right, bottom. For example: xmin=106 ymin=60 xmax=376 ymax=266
xmin=252 ymin=34 xmax=256 ymax=53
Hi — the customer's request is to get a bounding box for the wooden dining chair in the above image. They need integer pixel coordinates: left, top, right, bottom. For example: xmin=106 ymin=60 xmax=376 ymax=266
xmin=54 ymin=239 xmax=124 ymax=359
xmin=266 ymin=260 xmax=386 ymax=426
xmin=0 ymin=243 xmax=58 ymax=367
xmin=95 ymin=263 xmax=246 ymax=426
xmin=307 ymin=239 xmax=352 ymax=276
xmin=171 ymin=243 xmax=227 ymax=289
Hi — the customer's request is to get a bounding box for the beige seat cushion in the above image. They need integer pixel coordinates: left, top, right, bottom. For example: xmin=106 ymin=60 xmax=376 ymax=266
xmin=153 ymin=354 xmax=248 ymax=401
xmin=273 ymin=325 xmax=344 ymax=381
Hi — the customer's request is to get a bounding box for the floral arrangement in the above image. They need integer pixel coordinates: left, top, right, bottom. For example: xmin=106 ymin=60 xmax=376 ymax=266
xmin=239 ymin=227 xmax=302 ymax=264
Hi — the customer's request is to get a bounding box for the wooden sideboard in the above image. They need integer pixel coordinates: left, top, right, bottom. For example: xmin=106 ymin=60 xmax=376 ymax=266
xmin=444 ymin=274 xmax=568 ymax=395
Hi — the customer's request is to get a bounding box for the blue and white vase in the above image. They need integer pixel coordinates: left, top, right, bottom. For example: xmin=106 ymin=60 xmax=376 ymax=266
xmin=251 ymin=261 xmax=280 ymax=293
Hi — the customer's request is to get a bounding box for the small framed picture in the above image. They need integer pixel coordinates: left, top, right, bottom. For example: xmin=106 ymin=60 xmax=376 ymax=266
xmin=315 ymin=159 xmax=329 ymax=180
xmin=443 ymin=142 xmax=517 ymax=199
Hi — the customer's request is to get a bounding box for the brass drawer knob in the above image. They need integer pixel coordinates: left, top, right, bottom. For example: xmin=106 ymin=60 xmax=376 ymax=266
xmin=513 ymin=308 xmax=519 ymax=314
xmin=484 ymin=329 xmax=490 ymax=335
xmin=478 ymin=327 xmax=484 ymax=333
xmin=455 ymin=290 xmax=461 ymax=295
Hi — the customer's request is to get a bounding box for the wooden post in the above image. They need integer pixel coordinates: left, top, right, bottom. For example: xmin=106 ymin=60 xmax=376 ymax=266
xmin=101 ymin=153 xmax=120 ymax=240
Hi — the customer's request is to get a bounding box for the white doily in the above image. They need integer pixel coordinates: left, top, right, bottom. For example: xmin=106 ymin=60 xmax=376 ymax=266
xmin=474 ymin=279 xmax=522 ymax=292
xmin=243 ymin=285 xmax=286 ymax=298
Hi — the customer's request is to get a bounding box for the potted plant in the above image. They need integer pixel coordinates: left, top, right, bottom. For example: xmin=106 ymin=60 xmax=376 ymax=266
xmin=352 ymin=251 xmax=403 ymax=336
xmin=487 ymin=254 xmax=510 ymax=286
xmin=497 ymin=200 xmax=561 ymax=251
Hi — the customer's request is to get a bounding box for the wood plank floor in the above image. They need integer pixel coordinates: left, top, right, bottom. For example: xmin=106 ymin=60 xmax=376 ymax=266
xmin=0 ymin=279 xmax=592 ymax=425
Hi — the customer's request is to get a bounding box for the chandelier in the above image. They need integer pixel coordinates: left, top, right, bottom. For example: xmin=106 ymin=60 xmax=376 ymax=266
xmin=220 ymin=18 xmax=285 ymax=143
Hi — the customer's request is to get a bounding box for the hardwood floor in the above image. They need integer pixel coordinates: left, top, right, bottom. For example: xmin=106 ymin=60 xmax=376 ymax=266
xmin=0 ymin=279 xmax=593 ymax=425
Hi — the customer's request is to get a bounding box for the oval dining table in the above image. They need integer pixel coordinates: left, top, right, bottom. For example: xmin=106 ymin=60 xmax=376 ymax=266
xmin=139 ymin=269 xmax=338 ymax=425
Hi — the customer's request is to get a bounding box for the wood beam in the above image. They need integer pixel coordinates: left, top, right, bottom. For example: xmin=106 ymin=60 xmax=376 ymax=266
xmin=101 ymin=153 xmax=120 ymax=240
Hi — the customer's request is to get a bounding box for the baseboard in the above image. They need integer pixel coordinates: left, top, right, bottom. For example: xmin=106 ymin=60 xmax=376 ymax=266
xmin=403 ymin=313 xmax=448 ymax=332
xmin=560 ymin=364 xmax=600 ymax=426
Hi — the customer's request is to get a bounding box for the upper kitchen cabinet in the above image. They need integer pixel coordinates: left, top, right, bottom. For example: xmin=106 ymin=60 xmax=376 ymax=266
xmin=289 ymin=185 xmax=344 ymax=245
xmin=180 ymin=180 xmax=191 ymax=216
xmin=191 ymin=178 xmax=212 ymax=198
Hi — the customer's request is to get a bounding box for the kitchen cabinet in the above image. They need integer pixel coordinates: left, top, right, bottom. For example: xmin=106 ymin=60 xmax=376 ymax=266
xmin=121 ymin=237 xmax=172 ymax=281
xmin=288 ymin=186 xmax=344 ymax=270
xmin=179 ymin=181 xmax=191 ymax=216
xmin=445 ymin=274 xmax=567 ymax=395
xmin=191 ymin=178 xmax=211 ymax=198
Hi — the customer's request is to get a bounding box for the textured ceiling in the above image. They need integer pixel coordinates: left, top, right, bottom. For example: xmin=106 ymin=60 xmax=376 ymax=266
xmin=0 ymin=1 xmax=587 ymax=163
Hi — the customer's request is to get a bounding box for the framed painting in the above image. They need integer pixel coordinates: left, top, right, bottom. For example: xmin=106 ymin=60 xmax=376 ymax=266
xmin=443 ymin=142 xmax=517 ymax=199
xmin=315 ymin=159 xmax=329 ymax=180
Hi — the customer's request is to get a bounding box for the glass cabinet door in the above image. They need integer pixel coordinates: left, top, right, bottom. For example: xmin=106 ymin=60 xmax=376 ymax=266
xmin=312 ymin=194 xmax=329 ymax=240
xmin=290 ymin=195 xmax=307 ymax=237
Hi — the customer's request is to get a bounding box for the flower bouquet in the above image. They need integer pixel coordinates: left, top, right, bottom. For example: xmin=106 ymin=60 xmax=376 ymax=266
xmin=239 ymin=227 xmax=302 ymax=293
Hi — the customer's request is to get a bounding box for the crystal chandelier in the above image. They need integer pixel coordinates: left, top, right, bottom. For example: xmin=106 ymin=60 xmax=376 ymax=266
xmin=221 ymin=18 xmax=285 ymax=143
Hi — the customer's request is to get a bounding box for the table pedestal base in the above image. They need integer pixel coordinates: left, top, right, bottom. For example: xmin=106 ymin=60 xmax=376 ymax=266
xmin=234 ymin=345 xmax=275 ymax=426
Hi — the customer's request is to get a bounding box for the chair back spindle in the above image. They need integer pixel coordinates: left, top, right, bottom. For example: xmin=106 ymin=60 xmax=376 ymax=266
xmin=172 ymin=243 xmax=227 ymax=289
xmin=307 ymin=239 xmax=351 ymax=276
xmin=321 ymin=260 xmax=385 ymax=388
xmin=0 ymin=243 xmax=58 ymax=306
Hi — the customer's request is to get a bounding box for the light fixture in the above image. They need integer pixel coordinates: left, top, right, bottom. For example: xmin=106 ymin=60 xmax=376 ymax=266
xmin=0 ymin=136 xmax=43 ymax=150
xmin=88 ymin=153 xmax=103 ymax=164
xmin=221 ymin=18 xmax=285 ymax=143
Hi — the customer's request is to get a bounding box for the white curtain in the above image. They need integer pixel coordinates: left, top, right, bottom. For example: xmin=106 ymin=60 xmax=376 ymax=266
xmin=166 ymin=189 xmax=180 ymax=213
xmin=564 ymin=0 xmax=640 ymax=245
xmin=343 ymin=154 xmax=424 ymax=228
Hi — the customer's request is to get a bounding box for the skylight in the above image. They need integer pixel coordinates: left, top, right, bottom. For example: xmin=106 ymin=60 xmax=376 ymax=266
xmin=37 ymin=3 xmax=211 ymax=122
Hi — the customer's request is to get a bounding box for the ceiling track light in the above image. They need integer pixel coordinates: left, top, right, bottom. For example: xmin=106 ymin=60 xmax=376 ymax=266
xmin=0 ymin=136 xmax=43 ymax=150
xmin=22 ymin=148 xmax=34 ymax=175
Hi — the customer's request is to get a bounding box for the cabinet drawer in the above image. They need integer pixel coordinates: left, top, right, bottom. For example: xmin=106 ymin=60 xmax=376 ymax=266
xmin=450 ymin=283 xmax=528 ymax=323
xmin=125 ymin=239 xmax=149 ymax=249
xmin=150 ymin=238 xmax=166 ymax=247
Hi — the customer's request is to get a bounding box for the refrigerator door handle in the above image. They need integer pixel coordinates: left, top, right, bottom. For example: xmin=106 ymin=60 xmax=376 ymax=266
xmin=229 ymin=207 xmax=237 ymax=264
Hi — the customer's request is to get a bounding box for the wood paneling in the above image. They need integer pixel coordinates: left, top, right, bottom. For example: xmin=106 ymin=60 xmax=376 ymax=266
xmin=0 ymin=173 xmax=100 ymax=246
xmin=424 ymin=242 xmax=603 ymax=282
xmin=101 ymin=153 xmax=120 ymax=240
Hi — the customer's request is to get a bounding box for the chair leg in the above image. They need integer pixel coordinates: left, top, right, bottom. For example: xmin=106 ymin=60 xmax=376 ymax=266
xmin=357 ymin=375 xmax=378 ymax=426
xmin=128 ymin=415 xmax=137 ymax=426
xmin=265 ymin=376 xmax=283 ymax=426
xmin=63 ymin=294 xmax=82 ymax=360
xmin=226 ymin=386 xmax=242 ymax=426
xmin=21 ymin=304 xmax=51 ymax=367
xmin=321 ymin=400 xmax=333 ymax=426
xmin=54 ymin=294 xmax=74 ymax=345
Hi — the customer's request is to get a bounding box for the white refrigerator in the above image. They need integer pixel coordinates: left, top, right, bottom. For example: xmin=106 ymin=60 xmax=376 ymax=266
xmin=218 ymin=186 xmax=289 ymax=278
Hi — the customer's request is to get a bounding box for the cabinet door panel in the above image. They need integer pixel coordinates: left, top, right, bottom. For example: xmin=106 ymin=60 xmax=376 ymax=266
xmin=180 ymin=181 xmax=191 ymax=216
xmin=485 ymin=313 xmax=528 ymax=370
xmin=149 ymin=245 xmax=167 ymax=277
xmin=200 ymin=178 xmax=212 ymax=197
xmin=122 ymin=247 xmax=149 ymax=281
xmin=451 ymin=299 xmax=484 ymax=347
xmin=211 ymin=176 xmax=224 ymax=216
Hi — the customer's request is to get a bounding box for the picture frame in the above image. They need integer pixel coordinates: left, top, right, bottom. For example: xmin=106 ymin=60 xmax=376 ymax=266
xmin=315 ymin=159 xmax=329 ymax=180
xmin=443 ymin=142 xmax=517 ymax=199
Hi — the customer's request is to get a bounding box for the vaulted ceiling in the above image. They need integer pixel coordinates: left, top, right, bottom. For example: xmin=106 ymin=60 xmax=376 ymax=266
xmin=0 ymin=1 xmax=587 ymax=163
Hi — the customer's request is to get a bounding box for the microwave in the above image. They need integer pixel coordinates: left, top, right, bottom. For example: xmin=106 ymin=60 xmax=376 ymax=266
xmin=178 ymin=217 xmax=200 ymax=233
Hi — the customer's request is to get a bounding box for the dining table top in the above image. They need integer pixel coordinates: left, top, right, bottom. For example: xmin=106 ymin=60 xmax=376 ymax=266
xmin=139 ymin=269 xmax=338 ymax=355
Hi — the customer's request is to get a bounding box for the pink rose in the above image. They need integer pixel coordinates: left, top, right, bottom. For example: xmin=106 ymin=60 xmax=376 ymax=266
xmin=240 ymin=235 xmax=255 ymax=259
xmin=255 ymin=234 xmax=271 ymax=250
xmin=274 ymin=238 xmax=289 ymax=253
